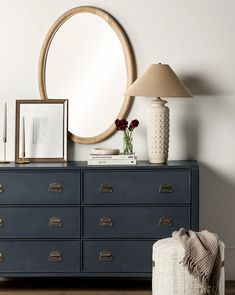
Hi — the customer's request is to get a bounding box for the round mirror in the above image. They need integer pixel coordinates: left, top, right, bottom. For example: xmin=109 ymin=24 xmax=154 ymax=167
xmin=38 ymin=6 xmax=136 ymax=144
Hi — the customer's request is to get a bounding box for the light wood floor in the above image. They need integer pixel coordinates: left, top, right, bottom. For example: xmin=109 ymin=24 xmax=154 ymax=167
xmin=0 ymin=279 xmax=234 ymax=295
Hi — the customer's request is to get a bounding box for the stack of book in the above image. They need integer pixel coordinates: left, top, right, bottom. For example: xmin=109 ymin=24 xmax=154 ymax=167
xmin=88 ymin=153 xmax=137 ymax=166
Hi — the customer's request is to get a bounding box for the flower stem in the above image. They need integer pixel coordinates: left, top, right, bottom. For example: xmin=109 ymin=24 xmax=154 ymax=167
xmin=123 ymin=130 xmax=133 ymax=154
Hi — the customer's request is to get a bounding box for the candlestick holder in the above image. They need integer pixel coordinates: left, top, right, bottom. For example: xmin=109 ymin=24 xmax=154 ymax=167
xmin=0 ymin=139 xmax=10 ymax=163
xmin=16 ymin=158 xmax=31 ymax=164
xmin=15 ymin=152 xmax=31 ymax=164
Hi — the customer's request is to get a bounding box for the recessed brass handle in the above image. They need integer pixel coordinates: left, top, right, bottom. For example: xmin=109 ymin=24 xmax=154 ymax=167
xmin=159 ymin=217 xmax=173 ymax=227
xmin=49 ymin=217 xmax=63 ymax=227
xmin=0 ymin=253 xmax=4 ymax=262
xmin=0 ymin=219 xmax=4 ymax=228
xmin=48 ymin=183 xmax=62 ymax=193
xmin=49 ymin=251 xmax=63 ymax=262
xmin=99 ymin=217 xmax=113 ymax=227
xmin=99 ymin=183 xmax=113 ymax=193
xmin=0 ymin=184 xmax=4 ymax=193
xmin=99 ymin=251 xmax=112 ymax=262
xmin=159 ymin=184 xmax=173 ymax=193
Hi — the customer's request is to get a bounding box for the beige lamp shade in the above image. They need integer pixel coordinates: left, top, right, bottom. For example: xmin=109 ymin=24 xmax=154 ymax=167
xmin=125 ymin=64 xmax=192 ymax=98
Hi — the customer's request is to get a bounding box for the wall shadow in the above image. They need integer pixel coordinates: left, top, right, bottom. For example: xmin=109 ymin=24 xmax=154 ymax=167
xmin=67 ymin=139 xmax=75 ymax=161
xmin=179 ymin=73 xmax=227 ymax=160
xmin=181 ymin=74 xmax=223 ymax=96
xmin=199 ymin=163 xmax=235 ymax=243
xmin=200 ymin=162 xmax=235 ymax=278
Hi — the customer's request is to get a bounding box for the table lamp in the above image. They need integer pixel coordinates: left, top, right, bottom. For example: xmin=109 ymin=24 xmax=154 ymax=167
xmin=125 ymin=63 xmax=192 ymax=163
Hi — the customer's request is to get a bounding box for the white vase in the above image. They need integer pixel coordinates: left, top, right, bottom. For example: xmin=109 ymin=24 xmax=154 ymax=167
xmin=146 ymin=98 xmax=169 ymax=164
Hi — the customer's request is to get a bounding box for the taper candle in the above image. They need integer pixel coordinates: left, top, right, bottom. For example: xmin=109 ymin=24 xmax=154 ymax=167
xmin=3 ymin=102 xmax=7 ymax=143
xmin=15 ymin=115 xmax=30 ymax=164
xmin=22 ymin=116 xmax=25 ymax=158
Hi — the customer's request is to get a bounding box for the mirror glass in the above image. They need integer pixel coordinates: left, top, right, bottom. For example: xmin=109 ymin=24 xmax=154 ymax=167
xmin=45 ymin=12 xmax=128 ymax=139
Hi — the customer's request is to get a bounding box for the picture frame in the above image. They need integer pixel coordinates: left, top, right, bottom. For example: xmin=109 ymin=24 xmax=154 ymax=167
xmin=15 ymin=99 xmax=68 ymax=163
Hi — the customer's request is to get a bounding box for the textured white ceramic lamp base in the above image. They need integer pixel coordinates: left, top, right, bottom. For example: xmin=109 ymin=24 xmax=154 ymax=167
xmin=146 ymin=98 xmax=169 ymax=164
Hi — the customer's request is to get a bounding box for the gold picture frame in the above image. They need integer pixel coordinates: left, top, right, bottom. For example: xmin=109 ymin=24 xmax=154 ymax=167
xmin=15 ymin=99 xmax=68 ymax=163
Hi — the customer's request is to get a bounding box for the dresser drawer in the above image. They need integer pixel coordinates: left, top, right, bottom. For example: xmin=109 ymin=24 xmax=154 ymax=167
xmin=82 ymin=206 xmax=189 ymax=238
xmin=0 ymin=241 xmax=79 ymax=273
xmin=0 ymin=207 xmax=80 ymax=238
xmin=82 ymin=240 xmax=153 ymax=273
xmin=0 ymin=172 xmax=80 ymax=204
xmin=83 ymin=170 xmax=190 ymax=204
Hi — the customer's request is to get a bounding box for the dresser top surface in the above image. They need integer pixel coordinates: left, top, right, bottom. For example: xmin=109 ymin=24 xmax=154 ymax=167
xmin=0 ymin=160 xmax=198 ymax=171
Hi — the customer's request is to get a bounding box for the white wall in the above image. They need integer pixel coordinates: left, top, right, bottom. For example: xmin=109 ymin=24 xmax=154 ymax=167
xmin=0 ymin=0 xmax=235 ymax=279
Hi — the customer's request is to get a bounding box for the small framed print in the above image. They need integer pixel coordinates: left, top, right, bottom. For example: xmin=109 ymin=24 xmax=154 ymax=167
xmin=15 ymin=99 xmax=68 ymax=163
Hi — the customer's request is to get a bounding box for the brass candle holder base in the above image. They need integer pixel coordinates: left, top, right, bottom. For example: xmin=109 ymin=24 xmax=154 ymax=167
xmin=15 ymin=158 xmax=31 ymax=164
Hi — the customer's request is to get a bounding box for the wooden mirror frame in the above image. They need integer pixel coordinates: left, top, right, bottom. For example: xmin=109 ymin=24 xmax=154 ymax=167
xmin=38 ymin=6 xmax=136 ymax=144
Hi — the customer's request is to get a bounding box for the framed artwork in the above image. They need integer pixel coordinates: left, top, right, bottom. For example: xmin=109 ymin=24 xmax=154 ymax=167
xmin=15 ymin=99 xmax=68 ymax=163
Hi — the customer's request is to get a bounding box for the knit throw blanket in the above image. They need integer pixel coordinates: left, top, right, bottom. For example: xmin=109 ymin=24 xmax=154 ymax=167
xmin=172 ymin=228 xmax=221 ymax=295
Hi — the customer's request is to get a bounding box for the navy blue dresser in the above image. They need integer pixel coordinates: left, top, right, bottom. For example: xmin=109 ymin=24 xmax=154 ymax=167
xmin=0 ymin=161 xmax=198 ymax=277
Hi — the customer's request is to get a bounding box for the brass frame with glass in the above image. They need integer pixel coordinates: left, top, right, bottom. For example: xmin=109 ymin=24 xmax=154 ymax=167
xmin=15 ymin=99 xmax=68 ymax=163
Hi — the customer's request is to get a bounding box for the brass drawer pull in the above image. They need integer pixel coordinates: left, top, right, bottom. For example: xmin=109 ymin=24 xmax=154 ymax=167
xmin=49 ymin=251 xmax=63 ymax=262
xmin=99 ymin=217 xmax=113 ymax=227
xmin=159 ymin=184 xmax=173 ymax=193
xmin=0 ymin=219 xmax=4 ymax=228
xmin=0 ymin=253 xmax=4 ymax=262
xmin=48 ymin=183 xmax=62 ymax=193
xmin=0 ymin=184 xmax=4 ymax=193
xmin=49 ymin=217 xmax=63 ymax=227
xmin=99 ymin=251 xmax=112 ymax=262
xmin=159 ymin=217 xmax=173 ymax=227
xmin=99 ymin=183 xmax=113 ymax=193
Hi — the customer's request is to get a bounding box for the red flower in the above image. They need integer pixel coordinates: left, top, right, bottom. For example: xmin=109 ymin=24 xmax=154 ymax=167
xmin=115 ymin=118 xmax=139 ymax=132
xmin=131 ymin=119 xmax=139 ymax=128
xmin=129 ymin=119 xmax=139 ymax=131
xmin=115 ymin=119 xmax=128 ymax=131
